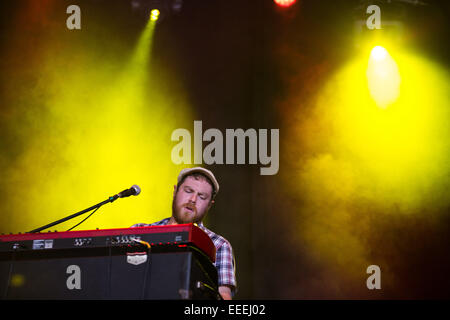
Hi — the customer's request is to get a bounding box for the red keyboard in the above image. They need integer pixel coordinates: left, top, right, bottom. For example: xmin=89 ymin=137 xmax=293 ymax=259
xmin=0 ymin=223 xmax=216 ymax=262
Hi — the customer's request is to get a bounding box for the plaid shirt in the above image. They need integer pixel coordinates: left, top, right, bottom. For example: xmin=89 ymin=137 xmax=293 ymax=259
xmin=131 ymin=218 xmax=237 ymax=294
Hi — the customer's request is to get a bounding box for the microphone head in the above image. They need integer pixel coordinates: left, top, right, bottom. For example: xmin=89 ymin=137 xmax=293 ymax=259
xmin=131 ymin=185 xmax=141 ymax=196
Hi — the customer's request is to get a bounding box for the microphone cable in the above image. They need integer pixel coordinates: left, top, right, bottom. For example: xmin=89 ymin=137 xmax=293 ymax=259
xmin=66 ymin=206 xmax=101 ymax=231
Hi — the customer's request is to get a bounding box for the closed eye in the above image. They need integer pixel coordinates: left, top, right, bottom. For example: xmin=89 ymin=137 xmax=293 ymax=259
xmin=183 ymin=187 xmax=209 ymax=200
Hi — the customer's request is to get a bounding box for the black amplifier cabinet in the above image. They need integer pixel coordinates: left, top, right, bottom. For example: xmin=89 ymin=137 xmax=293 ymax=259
xmin=0 ymin=225 xmax=219 ymax=300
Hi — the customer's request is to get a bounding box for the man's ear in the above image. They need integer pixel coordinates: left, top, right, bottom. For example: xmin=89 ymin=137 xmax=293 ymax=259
xmin=173 ymin=185 xmax=177 ymax=197
xmin=208 ymin=199 xmax=215 ymax=210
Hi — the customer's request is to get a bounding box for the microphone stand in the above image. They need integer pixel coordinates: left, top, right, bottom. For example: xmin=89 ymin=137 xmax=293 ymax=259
xmin=27 ymin=194 xmax=119 ymax=233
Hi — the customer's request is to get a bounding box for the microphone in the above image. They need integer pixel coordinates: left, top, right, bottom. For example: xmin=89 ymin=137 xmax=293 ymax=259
xmin=117 ymin=185 xmax=141 ymax=198
xmin=27 ymin=185 xmax=142 ymax=233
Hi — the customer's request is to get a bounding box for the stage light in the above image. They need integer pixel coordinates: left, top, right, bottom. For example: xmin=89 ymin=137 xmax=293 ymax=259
xmin=282 ymin=45 xmax=450 ymax=289
xmin=150 ymin=9 xmax=160 ymax=21
xmin=366 ymin=45 xmax=400 ymax=108
xmin=370 ymin=46 xmax=388 ymax=61
xmin=0 ymin=1 xmax=195 ymax=234
xmin=274 ymin=0 xmax=297 ymax=8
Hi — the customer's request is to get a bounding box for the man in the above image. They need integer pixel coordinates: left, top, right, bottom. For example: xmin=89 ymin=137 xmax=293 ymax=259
xmin=132 ymin=167 xmax=237 ymax=300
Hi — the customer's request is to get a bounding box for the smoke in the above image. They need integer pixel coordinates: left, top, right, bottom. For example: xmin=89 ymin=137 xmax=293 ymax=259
xmin=0 ymin=1 xmax=194 ymax=233
xmin=279 ymin=47 xmax=450 ymax=298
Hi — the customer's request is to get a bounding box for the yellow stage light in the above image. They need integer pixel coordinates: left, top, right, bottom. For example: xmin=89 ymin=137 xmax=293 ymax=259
xmin=370 ymin=45 xmax=388 ymax=61
xmin=366 ymin=45 xmax=401 ymax=108
xmin=0 ymin=11 xmax=194 ymax=234
xmin=150 ymin=9 xmax=160 ymax=21
xmin=283 ymin=44 xmax=450 ymax=291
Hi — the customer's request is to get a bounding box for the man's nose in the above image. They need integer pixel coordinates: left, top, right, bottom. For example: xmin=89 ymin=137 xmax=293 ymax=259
xmin=189 ymin=193 xmax=197 ymax=203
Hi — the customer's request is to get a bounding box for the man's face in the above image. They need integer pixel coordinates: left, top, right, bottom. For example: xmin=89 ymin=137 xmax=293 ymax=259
xmin=172 ymin=175 xmax=214 ymax=224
